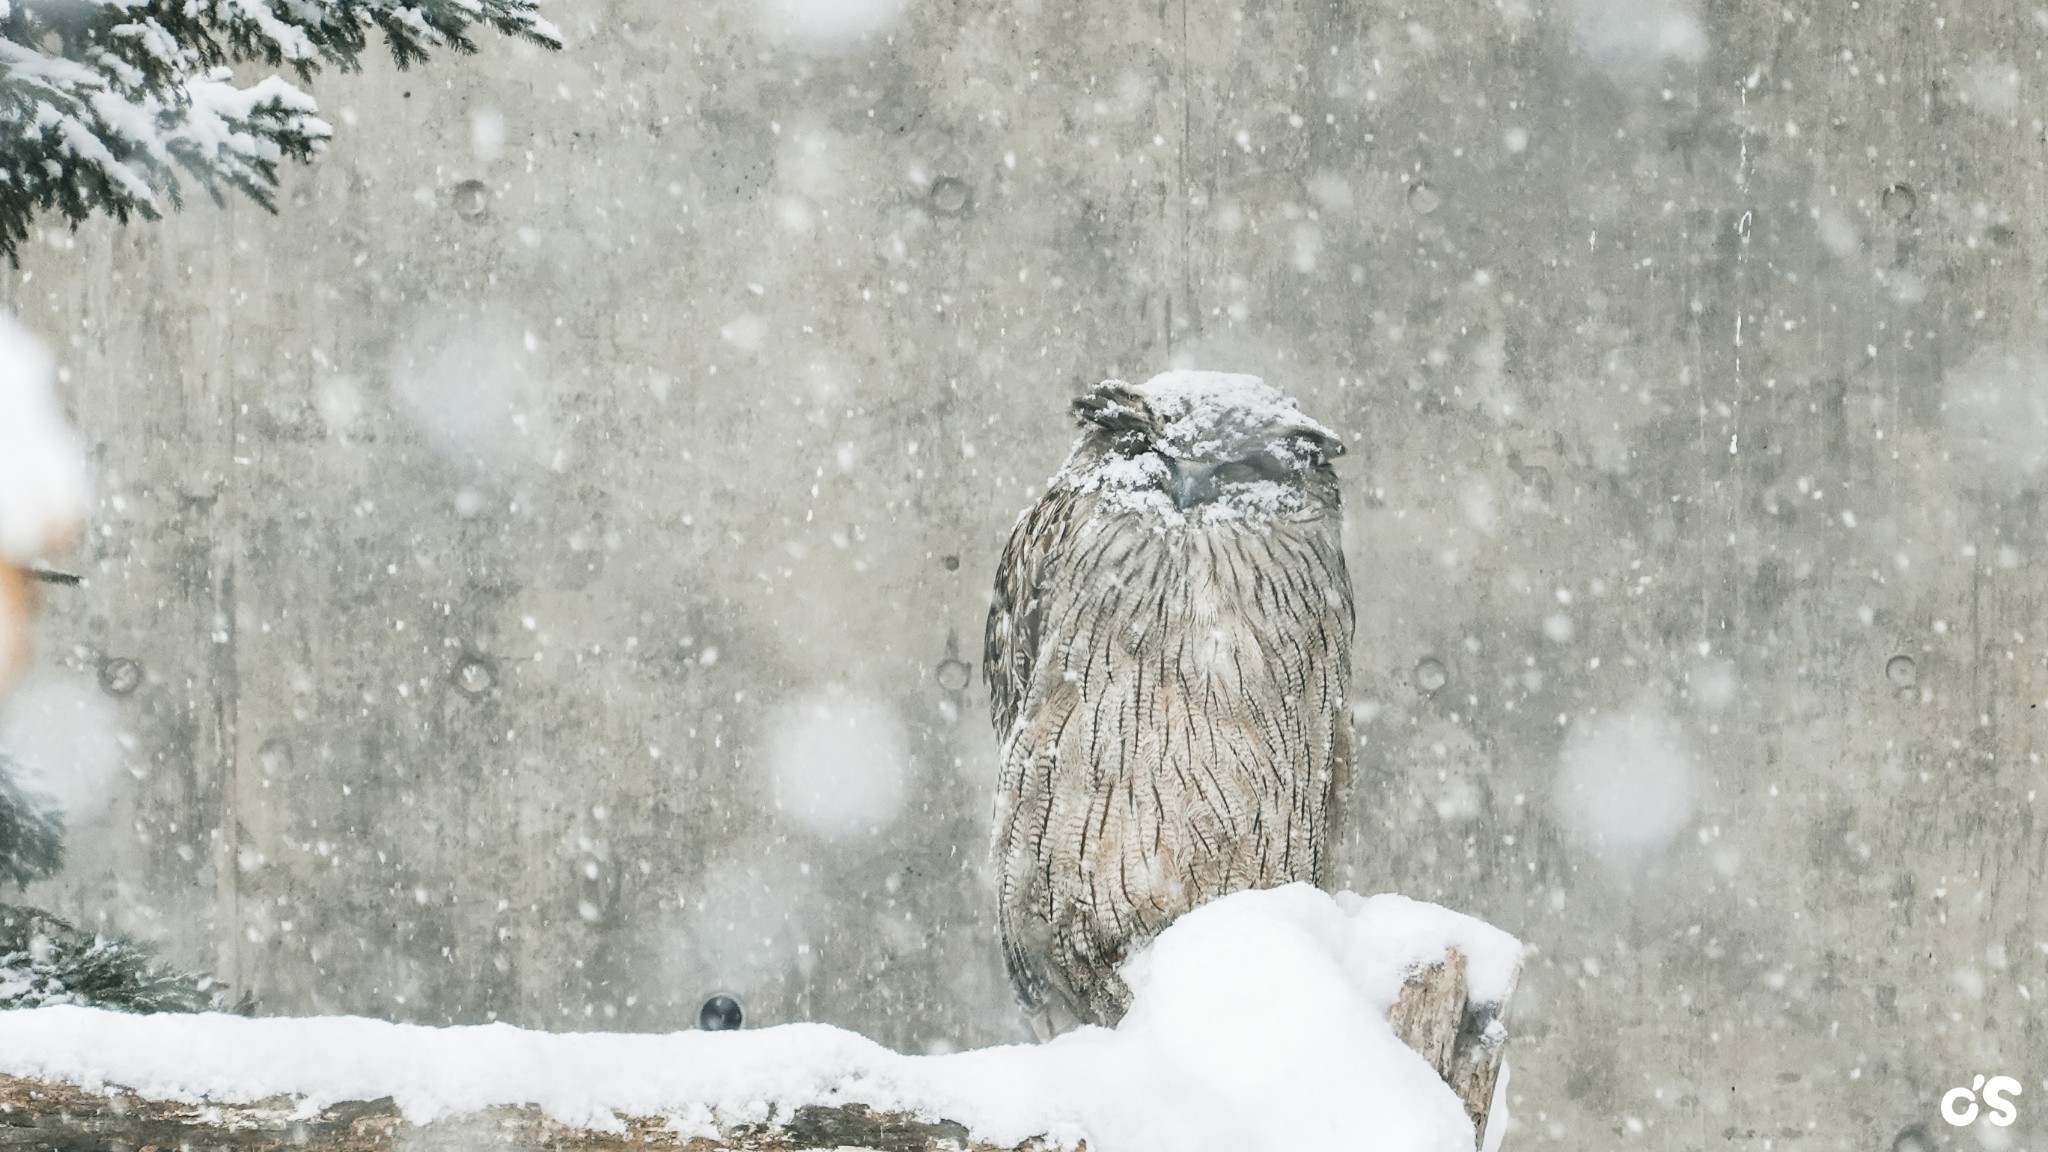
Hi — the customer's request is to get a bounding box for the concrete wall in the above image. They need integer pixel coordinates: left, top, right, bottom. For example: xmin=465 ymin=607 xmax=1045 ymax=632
xmin=7 ymin=0 xmax=2047 ymax=1147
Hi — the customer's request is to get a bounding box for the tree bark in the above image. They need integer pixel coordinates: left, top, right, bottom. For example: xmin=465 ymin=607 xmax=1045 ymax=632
xmin=1388 ymin=947 xmax=1518 ymax=1148
xmin=0 ymin=1076 xmax=1044 ymax=1152
xmin=0 ymin=947 xmax=1514 ymax=1151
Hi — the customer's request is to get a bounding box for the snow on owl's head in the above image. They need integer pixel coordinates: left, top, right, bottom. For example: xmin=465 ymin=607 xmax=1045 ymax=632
xmin=1066 ymin=371 xmax=1344 ymax=520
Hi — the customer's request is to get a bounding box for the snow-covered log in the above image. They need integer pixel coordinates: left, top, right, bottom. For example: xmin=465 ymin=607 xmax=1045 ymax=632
xmin=1389 ymin=948 xmax=1517 ymax=1147
xmin=0 ymin=1078 xmax=1031 ymax=1151
xmin=0 ymin=886 xmax=1522 ymax=1152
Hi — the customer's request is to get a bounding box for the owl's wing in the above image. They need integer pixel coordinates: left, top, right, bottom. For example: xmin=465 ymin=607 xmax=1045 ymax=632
xmin=1311 ymin=510 xmax=1357 ymax=888
xmin=983 ymin=486 xmax=1076 ymax=739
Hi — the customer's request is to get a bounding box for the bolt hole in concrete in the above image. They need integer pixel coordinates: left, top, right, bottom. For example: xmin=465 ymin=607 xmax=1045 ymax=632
xmin=450 ymin=179 xmax=490 ymax=219
xmin=452 ymin=655 xmax=496 ymax=696
xmin=97 ymin=657 xmax=142 ymax=696
xmin=935 ymin=658 xmax=972 ymax=692
xmin=928 ymin=176 xmax=972 ymax=217
xmin=1413 ymin=657 xmax=1448 ymax=694
xmin=1406 ymin=180 xmax=1442 ymax=214
xmin=941 ymin=554 xmax=960 ymax=571
xmin=1881 ymin=181 xmax=1916 ymax=220
xmin=1884 ymin=654 xmax=1917 ymax=689
xmin=699 ymin=994 xmax=743 ymax=1031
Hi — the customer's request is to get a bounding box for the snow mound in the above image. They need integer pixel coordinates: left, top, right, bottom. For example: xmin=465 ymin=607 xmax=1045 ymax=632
xmin=0 ymin=885 xmax=1519 ymax=1152
xmin=0 ymin=315 xmax=84 ymax=563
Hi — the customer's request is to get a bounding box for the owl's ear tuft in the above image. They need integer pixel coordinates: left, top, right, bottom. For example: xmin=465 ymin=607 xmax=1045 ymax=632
xmin=1071 ymin=380 xmax=1153 ymax=436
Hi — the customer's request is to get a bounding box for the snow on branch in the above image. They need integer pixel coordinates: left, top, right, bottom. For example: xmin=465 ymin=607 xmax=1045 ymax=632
xmin=0 ymin=886 xmax=1523 ymax=1152
xmin=0 ymin=0 xmax=560 ymax=257
xmin=0 ymin=905 xmax=236 ymax=1015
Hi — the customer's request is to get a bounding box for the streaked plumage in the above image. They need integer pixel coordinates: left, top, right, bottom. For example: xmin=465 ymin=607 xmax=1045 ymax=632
xmin=984 ymin=371 xmax=1355 ymax=1031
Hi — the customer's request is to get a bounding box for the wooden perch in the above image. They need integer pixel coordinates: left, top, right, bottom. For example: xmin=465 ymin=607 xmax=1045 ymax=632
xmin=0 ymin=947 xmax=1514 ymax=1152
xmin=0 ymin=1078 xmax=1040 ymax=1152
xmin=1387 ymin=947 xmax=1517 ymax=1148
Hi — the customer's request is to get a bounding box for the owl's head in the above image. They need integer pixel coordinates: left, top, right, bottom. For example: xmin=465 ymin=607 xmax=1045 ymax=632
xmin=1066 ymin=371 xmax=1344 ymax=518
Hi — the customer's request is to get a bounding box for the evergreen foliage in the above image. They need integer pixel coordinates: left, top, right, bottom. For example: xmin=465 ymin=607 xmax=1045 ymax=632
xmin=0 ymin=0 xmax=560 ymax=258
xmin=0 ymin=903 xmax=231 ymax=1013
xmin=0 ymin=753 xmax=231 ymax=1013
xmin=0 ymin=752 xmax=59 ymax=889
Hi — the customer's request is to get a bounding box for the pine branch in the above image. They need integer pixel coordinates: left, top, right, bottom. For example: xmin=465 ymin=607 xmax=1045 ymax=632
xmin=107 ymin=1 xmax=565 ymax=77
xmin=0 ymin=0 xmax=560 ymax=259
xmin=0 ymin=904 xmax=235 ymax=1014
xmin=0 ymin=40 xmax=331 ymax=252
xmin=209 ymin=1 xmax=564 ymax=73
xmin=0 ymin=754 xmax=60 ymax=890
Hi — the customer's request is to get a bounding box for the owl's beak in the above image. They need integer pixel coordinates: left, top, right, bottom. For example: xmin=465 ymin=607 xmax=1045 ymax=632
xmin=1169 ymin=460 xmax=1219 ymax=509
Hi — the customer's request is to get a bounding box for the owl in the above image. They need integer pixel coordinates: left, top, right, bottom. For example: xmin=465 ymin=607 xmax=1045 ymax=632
xmin=984 ymin=370 xmax=1355 ymax=1032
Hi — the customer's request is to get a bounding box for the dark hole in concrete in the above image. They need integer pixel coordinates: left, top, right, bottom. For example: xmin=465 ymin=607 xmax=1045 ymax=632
xmin=1881 ymin=182 xmax=1916 ymax=220
xmin=453 ymin=654 xmax=496 ymax=696
xmin=928 ymin=176 xmax=972 ymax=217
xmin=99 ymin=657 xmax=142 ymax=696
xmin=451 ymin=179 xmax=490 ymax=219
xmin=699 ymin=993 xmax=743 ymax=1030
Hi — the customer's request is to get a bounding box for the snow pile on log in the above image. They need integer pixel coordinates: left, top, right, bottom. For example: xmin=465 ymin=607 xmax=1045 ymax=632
xmin=0 ymin=885 xmax=1521 ymax=1152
